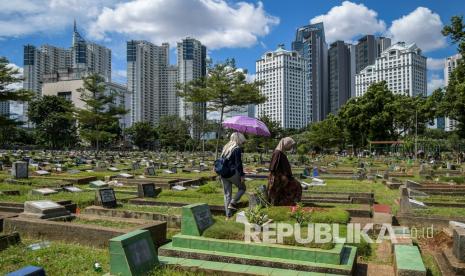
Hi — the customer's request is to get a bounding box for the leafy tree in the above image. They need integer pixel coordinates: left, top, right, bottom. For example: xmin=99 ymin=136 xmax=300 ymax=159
xmin=126 ymin=122 xmax=158 ymax=150
xmin=28 ymin=95 xmax=77 ymax=149
xmin=0 ymin=57 xmax=32 ymax=146
xmin=301 ymin=114 xmax=345 ymax=151
xmin=178 ymin=58 xmax=266 ymax=157
xmin=157 ymin=115 xmax=190 ymax=151
xmin=442 ymin=16 xmax=465 ymax=137
xmin=76 ymin=74 xmax=127 ymax=152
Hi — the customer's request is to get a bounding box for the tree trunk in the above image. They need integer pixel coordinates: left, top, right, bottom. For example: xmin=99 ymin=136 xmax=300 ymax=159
xmin=215 ymin=108 xmax=224 ymax=159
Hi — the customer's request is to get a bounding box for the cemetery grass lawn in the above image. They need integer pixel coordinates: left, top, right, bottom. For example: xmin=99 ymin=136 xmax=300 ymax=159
xmin=0 ymin=239 xmax=110 ymax=276
xmin=117 ymin=204 xmax=182 ymax=215
xmin=72 ymin=217 xmax=140 ymax=229
xmin=421 ymin=252 xmax=441 ymax=276
xmin=413 ymin=206 xmax=465 ymax=218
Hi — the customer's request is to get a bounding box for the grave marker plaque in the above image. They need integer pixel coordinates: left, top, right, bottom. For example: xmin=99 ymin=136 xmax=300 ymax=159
xmin=181 ymin=203 xmax=213 ymax=236
xmin=11 ymin=161 xmax=28 ymax=179
xmin=144 ymin=166 xmax=156 ymax=176
xmin=137 ymin=183 xmax=161 ymax=198
xmin=96 ymin=188 xmax=117 ymax=208
xmin=110 ymin=230 xmax=158 ymax=276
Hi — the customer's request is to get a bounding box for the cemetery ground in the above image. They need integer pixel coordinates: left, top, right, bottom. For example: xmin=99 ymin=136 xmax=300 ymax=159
xmin=0 ymin=153 xmax=463 ymax=275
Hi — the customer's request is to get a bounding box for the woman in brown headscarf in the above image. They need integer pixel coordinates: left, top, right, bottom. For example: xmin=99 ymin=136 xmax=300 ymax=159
xmin=267 ymin=137 xmax=302 ymax=206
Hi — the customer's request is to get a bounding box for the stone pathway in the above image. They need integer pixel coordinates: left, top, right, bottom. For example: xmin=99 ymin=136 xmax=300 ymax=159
xmin=356 ymin=263 xmax=394 ymax=276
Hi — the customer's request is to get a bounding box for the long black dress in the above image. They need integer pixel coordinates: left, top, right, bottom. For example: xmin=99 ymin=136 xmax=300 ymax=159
xmin=267 ymin=150 xmax=302 ymax=206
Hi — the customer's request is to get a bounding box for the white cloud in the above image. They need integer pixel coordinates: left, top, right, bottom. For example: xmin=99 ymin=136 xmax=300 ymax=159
xmin=388 ymin=7 xmax=446 ymax=52
xmin=89 ymin=0 xmax=279 ymax=49
xmin=310 ymin=1 xmax=385 ymax=43
xmin=113 ymin=69 xmax=127 ymax=83
xmin=427 ymin=57 xmax=444 ymax=71
xmin=0 ymin=0 xmax=119 ymax=38
xmin=6 ymin=63 xmax=23 ymax=90
xmin=427 ymin=74 xmax=444 ymax=94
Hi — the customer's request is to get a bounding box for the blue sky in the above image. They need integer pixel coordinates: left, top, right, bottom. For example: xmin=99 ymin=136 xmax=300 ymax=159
xmin=0 ymin=0 xmax=463 ymax=93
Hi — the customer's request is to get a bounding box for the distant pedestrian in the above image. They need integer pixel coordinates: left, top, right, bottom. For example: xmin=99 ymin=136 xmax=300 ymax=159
xmin=219 ymin=132 xmax=247 ymax=218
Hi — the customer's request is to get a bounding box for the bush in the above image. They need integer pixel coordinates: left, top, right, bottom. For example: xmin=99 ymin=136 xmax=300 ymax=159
xmin=310 ymin=208 xmax=350 ymax=224
xmin=197 ymin=182 xmax=218 ymax=194
xmin=245 ymin=205 xmax=268 ymax=225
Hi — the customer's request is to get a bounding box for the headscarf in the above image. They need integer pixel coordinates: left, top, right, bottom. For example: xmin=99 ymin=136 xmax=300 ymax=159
xmin=275 ymin=137 xmax=295 ymax=152
xmin=221 ymin=132 xmax=246 ymax=158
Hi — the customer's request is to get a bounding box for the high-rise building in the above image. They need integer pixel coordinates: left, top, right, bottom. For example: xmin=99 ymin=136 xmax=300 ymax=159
xmin=127 ymin=40 xmax=171 ymax=126
xmin=328 ymin=41 xmax=351 ymax=114
xmin=177 ymin=37 xmax=207 ymax=137
xmin=41 ymin=69 xmax=130 ymax=129
xmin=0 ymin=101 xmax=9 ymax=116
xmin=22 ymin=21 xmax=111 ymax=124
xmin=256 ymin=45 xmax=309 ymax=129
xmin=355 ymin=35 xmax=391 ymax=74
xmin=444 ymin=54 xmax=462 ymax=131
xmin=292 ymin=22 xmax=328 ymax=122
xmin=355 ymin=42 xmax=427 ymax=97
xmin=166 ymin=65 xmax=179 ymax=116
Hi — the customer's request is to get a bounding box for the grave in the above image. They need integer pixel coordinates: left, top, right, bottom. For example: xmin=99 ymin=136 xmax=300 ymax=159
xmin=63 ymin=186 xmax=83 ymax=193
xmin=11 ymin=161 xmax=28 ymax=179
xmin=372 ymin=204 xmax=392 ymax=225
xmin=144 ymin=166 xmax=156 ymax=176
xmin=394 ymin=245 xmax=426 ymax=276
xmin=0 ymin=232 xmax=20 ymax=251
xmin=118 ymin=173 xmax=134 ymax=179
xmin=21 ymin=200 xmax=72 ymax=219
xmin=33 ymin=170 xmax=50 ymax=176
xmin=31 ymin=188 xmax=58 ymax=196
xmin=96 ymin=188 xmax=117 ymax=208
xmin=6 ymin=266 xmax=46 ymax=276
xmin=89 ymin=180 xmax=108 ymax=188
xmin=137 ymin=183 xmax=161 ymax=198
xmin=442 ymin=223 xmax=465 ymax=274
xmin=110 ymin=230 xmax=159 ymax=276
xmin=95 ymin=161 xmax=107 ymax=171
xmin=158 ymin=203 xmax=357 ymax=275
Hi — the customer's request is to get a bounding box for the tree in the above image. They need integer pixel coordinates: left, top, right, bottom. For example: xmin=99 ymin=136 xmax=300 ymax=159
xmin=126 ymin=122 xmax=158 ymax=150
xmin=243 ymin=115 xmax=283 ymax=154
xmin=157 ymin=115 xmax=190 ymax=151
xmin=178 ymin=58 xmax=267 ymax=157
xmin=442 ymin=16 xmax=465 ymax=138
xmin=28 ymin=95 xmax=77 ymax=149
xmin=76 ymin=74 xmax=127 ymax=152
xmin=301 ymin=114 xmax=346 ymax=151
xmin=0 ymin=57 xmax=32 ymax=146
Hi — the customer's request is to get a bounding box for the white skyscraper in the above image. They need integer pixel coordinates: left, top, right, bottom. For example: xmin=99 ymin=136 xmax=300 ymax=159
xmin=256 ymin=45 xmax=309 ymax=129
xmin=127 ymin=40 xmax=173 ymax=126
xmin=355 ymin=42 xmax=427 ymax=97
xmin=444 ymin=53 xmax=462 ymax=131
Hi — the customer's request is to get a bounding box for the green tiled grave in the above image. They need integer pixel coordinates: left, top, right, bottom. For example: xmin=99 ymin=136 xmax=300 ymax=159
xmin=394 ymin=244 xmax=426 ymax=275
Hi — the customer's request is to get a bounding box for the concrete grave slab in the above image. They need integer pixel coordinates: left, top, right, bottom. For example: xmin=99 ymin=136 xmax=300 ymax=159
xmin=21 ymin=200 xmax=72 ymax=219
xmin=31 ymin=188 xmax=58 ymax=196
xmin=63 ymin=186 xmax=83 ymax=193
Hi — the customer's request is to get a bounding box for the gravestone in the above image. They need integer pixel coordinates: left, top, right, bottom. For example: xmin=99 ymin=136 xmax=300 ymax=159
xmin=118 ymin=173 xmax=133 ymax=179
xmin=33 ymin=170 xmax=50 ymax=176
xmin=144 ymin=166 xmax=156 ymax=176
xmin=452 ymin=225 xmax=465 ymax=261
xmin=31 ymin=188 xmax=58 ymax=196
xmin=137 ymin=183 xmax=161 ymax=198
xmin=399 ymin=186 xmax=411 ymax=213
xmin=6 ymin=266 xmax=46 ymax=276
xmin=95 ymin=161 xmax=107 ymax=171
xmin=312 ymin=167 xmax=319 ymax=177
xmin=89 ymin=180 xmax=108 ymax=188
xmin=132 ymin=162 xmax=140 ymax=171
xmin=11 ymin=161 xmax=28 ymax=179
xmin=63 ymin=186 xmax=83 ymax=193
xmin=96 ymin=188 xmax=117 ymax=208
xmin=170 ymin=167 xmax=177 ymax=174
xmin=110 ymin=230 xmax=158 ymax=276
xmin=21 ymin=200 xmax=71 ymax=219
xmin=181 ymin=203 xmax=213 ymax=236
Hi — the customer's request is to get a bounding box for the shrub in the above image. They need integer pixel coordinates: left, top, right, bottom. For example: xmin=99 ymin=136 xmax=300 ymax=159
xmin=245 ymin=205 xmax=268 ymax=225
xmin=310 ymin=208 xmax=350 ymax=224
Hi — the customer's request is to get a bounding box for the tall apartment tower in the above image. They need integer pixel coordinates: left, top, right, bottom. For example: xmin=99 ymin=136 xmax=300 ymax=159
xmin=24 ymin=21 xmax=111 ymax=96
xmin=355 ymin=42 xmax=427 ymax=97
xmin=177 ymin=37 xmax=207 ymax=137
xmin=292 ymin=22 xmax=328 ymax=122
xmin=444 ymin=54 xmax=462 ymax=131
xmin=328 ymin=41 xmax=351 ymax=114
xmin=355 ymin=35 xmax=391 ymax=74
xmin=256 ymin=45 xmax=310 ymax=129
xmin=166 ymin=65 xmax=179 ymax=116
xmin=127 ymin=40 xmax=172 ymax=126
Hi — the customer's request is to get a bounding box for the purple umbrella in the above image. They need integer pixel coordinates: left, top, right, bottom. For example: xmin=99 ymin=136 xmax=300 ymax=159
xmin=222 ymin=116 xmax=270 ymax=137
